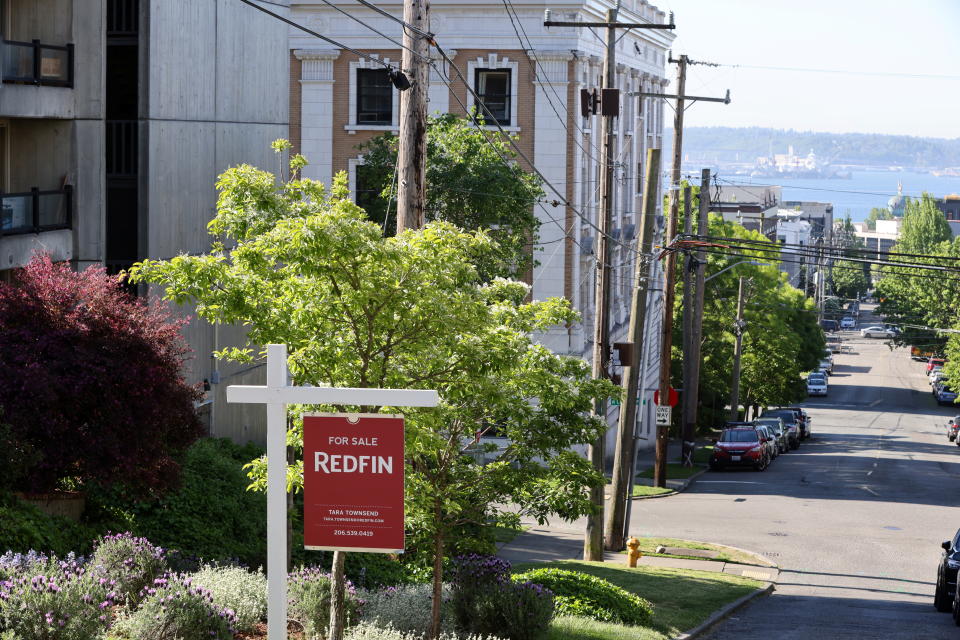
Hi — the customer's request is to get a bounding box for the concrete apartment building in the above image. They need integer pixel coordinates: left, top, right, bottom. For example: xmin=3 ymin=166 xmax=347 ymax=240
xmin=289 ymin=0 xmax=675 ymax=450
xmin=0 ymin=0 xmax=290 ymax=442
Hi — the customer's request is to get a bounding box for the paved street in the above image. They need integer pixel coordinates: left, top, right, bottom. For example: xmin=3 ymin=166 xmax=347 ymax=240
xmin=633 ymin=306 xmax=960 ymax=639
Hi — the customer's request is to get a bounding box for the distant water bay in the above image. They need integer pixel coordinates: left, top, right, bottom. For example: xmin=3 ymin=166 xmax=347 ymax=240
xmin=715 ymin=170 xmax=960 ymax=223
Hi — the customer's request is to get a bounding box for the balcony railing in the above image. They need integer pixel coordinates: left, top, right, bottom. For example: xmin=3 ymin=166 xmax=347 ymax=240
xmin=2 ymin=40 xmax=74 ymax=87
xmin=106 ymin=120 xmax=138 ymax=177
xmin=0 ymin=187 xmax=73 ymax=236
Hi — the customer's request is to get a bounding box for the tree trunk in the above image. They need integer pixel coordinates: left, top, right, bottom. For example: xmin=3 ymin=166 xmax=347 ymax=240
xmin=328 ymin=551 xmax=347 ymax=640
xmin=430 ymin=500 xmax=445 ymax=640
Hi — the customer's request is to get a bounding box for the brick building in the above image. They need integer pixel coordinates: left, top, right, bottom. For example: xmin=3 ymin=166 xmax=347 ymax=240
xmin=289 ymin=0 xmax=674 ymax=449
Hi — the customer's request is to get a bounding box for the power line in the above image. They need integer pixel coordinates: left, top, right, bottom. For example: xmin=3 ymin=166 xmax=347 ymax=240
xmin=238 ymin=0 xmax=403 ymax=74
xmin=351 ymin=0 xmax=433 ymax=38
xmin=316 ymin=0 xmax=428 ymax=61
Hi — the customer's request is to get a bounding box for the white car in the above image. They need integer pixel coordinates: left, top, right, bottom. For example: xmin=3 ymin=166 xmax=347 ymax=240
xmin=840 ymin=316 xmax=856 ymax=329
xmin=930 ymin=368 xmax=945 ymax=385
xmin=861 ymin=326 xmax=895 ymax=338
xmin=807 ymin=374 xmax=828 ymax=396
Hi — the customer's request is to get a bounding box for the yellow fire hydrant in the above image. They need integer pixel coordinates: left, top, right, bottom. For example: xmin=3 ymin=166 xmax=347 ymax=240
xmin=626 ymin=536 xmax=642 ymax=567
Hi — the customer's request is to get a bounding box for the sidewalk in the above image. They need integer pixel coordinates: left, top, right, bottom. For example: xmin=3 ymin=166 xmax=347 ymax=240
xmin=496 ymin=526 xmax=778 ymax=583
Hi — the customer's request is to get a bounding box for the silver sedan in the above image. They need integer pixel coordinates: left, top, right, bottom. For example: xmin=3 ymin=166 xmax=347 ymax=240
xmin=860 ymin=326 xmax=895 ymax=338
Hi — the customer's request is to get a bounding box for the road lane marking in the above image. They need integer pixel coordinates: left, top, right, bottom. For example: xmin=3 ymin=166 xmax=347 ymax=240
xmin=860 ymin=485 xmax=880 ymax=496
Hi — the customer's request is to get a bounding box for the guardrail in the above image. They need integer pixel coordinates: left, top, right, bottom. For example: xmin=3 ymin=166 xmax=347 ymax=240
xmin=0 ymin=186 xmax=73 ymax=236
xmin=2 ymin=39 xmax=74 ymax=87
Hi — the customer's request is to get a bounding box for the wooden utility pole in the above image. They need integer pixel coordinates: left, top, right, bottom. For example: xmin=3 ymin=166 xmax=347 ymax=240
xmin=680 ymin=185 xmax=694 ymax=463
xmin=543 ymin=7 xmax=674 ymax=563
xmin=653 ymin=54 xmax=687 ymax=488
xmin=582 ymin=6 xmax=619 ymax=563
xmin=396 ymin=0 xmax=430 ymax=232
xmin=729 ymin=276 xmax=747 ymax=420
xmin=605 ymin=148 xmax=660 ymax=551
xmin=681 ymin=169 xmax=710 ymax=466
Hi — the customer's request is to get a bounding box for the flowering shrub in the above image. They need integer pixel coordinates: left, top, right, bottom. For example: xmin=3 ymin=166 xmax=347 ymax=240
xmin=110 ymin=573 xmax=237 ymax=640
xmin=358 ymin=583 xmax=453 ymax=634
xmin=345 ymin=620 xmax=506 ymax=640
xmin=90 ymin=533 xmax=167 ymax=605
xmin=191 ymin=564 xmax=266 ymax=632
xmin=511 ymin=568 xmax=652 ymax=626
xmin=0 ymin=551 xmax=117 ymax=640
xmin=450 ymin=555 xmax=553 ymax=640
xmin=288 ymin=567 xmax=364 ymax=637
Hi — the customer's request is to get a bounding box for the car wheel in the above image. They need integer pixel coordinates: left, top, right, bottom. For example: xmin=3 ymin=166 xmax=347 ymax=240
xmin=952 ymin=586 xmax=960 ymax=623
xmin=935 ymin=570 xmax=951 ymax=612
xmin=709 ymin=461 xmax=722 ymax=471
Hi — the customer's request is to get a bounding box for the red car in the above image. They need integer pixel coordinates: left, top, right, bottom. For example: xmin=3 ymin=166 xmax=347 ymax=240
xmin=710 ymin=427 xmax=771 ymax=471
xmin=928 ymin=357 xmax=946 ymax=374
xmin=948 ymin=417 xmax=960 ymax=442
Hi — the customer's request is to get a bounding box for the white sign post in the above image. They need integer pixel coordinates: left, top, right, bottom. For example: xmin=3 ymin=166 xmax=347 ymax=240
xmin=227 ymin=344 xmax=439 ymax=640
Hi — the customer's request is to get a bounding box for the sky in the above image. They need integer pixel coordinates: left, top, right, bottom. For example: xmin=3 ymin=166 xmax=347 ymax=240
xmin=655 ymin=0 xmax=960 ymax=139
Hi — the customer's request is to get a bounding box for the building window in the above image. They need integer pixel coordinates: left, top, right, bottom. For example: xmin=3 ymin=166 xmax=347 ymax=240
xmin=474 ymin=69 xmax=511 ymax=126
xmin=357 ymin=69 xmax=393 ymax=125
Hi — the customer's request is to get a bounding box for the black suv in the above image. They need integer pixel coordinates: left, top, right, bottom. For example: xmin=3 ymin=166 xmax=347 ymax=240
xmin=935 ymin=529 xmax=960 ymax=613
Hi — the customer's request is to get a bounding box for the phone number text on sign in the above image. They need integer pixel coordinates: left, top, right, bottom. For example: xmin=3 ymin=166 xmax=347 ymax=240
xmin=303 ymin=414 xmax=405 ymax=553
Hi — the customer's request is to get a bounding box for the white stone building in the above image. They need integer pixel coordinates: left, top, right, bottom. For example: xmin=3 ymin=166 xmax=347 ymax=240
xmin=288 ymin=0 xmax=674 ymax=451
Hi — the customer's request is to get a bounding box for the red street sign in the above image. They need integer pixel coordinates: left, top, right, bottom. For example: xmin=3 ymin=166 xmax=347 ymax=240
xmin=303 ymin=414 xmax=405 ymax=553
xmin=653 ymin=388 xmax=679 ymax=407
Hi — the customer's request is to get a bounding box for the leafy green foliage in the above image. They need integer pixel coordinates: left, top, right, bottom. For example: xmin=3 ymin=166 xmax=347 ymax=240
xmin=87 ymin=439 xmax=268 ymax=569
xmin=129 ymin=142 xmax=617 ymax=628
xmin=876 ymin=193 xmax=958 ymax=356
xmin=511 ymin=568 xmax=652 ymax=626
xmin=356 ymin=113 xmax=544 ymax=278
xmin=0 ymin=494 xmax=95 ymax=556
xmin=864 ymin=207 xmax=894 ymax=231
xmin=358 ymin=583 xmax=454 ymax=635
xmin=90 ymin=533 xmax=168 ymax=606
xmin=830 ymin=260 xmax=869 ymax=300
xmin=670 ymin=189 xmax=824 ymax=426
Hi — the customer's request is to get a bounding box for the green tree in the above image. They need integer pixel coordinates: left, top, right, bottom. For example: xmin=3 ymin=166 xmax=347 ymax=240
xmin=865 ymin=207 xmax=894 ymax=231
xmin=666 ymin=188 xmax=824 ymax=427
xmin=357 ymin=113 xmax=544 ymax=278
xmin=129 ymin=143 xmax=614 ymax=637
xmin=875 ymin=193 xmax=956 ymax=354
xmin=831 ymin=259 xmax=869 ymax=300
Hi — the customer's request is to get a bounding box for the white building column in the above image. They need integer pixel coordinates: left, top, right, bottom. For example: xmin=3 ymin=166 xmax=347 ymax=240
xmin=296 ymin=49 xmax=340 ymax=187
xmin=528 ymin=50 xmax=573 ymax=354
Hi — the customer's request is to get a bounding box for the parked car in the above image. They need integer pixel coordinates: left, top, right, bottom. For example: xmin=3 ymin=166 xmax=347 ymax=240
xmin=807 ymin=373 xmax=828 ymax=396
xmin=840 ymin=316 xmax=856 ymax=329
xmin=754 ymin=424 xmax=779 ymax=460
xmin=779 ymin=406 xmax=812 ymax=439
xmin=946 ymin=417 xmax=960 ymax=442
xmin=710 ymin=427 xmax=771 ymax=471
xmin=935 ymin=381 xmax=958 ymax=406
xmin=928 ymin=357 xmax=947 ymax=374
xmin=821 ymin=319 xmax=838 ymax=332
xmin=818 ymin=358 xmax=833 ymax=375
xmin=755 ymin=418 xmax=789 ymax=454
xmin=759 ymin=408 xmax=802 ymax=447
xmin=935 ymin=530 xmax=960 ymax=613
xmin=930 ymin=367 xmax=945 ymax=385
xmin=861 ymin=326 xmax=896 ymax=338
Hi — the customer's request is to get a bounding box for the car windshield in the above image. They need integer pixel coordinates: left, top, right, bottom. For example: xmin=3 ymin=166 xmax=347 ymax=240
xmin=809 ymin=376 xmax=825 ymax=383
xmin=720 ymin=430 xmax=758 ymax=442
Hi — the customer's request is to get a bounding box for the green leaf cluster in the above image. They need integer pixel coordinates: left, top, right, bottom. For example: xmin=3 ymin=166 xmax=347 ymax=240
xmin=875 ymin=193 xmax=959 ymax=363
xmin=356 ymin=113 xmax=545 ymax=278
xmin=129 ymin=144 xmax=617 ymax=604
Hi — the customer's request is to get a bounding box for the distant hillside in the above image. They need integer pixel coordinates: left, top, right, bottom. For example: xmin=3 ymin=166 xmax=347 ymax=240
xmin=668 ymin=127 xmax=960 ymax=167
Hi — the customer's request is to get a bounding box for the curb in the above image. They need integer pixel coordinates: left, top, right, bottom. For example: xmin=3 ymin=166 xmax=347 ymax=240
xmin=632 ymin=467 xmax=708 ymax=500
xmin=674 ymin=582 xmax=775 ymax=640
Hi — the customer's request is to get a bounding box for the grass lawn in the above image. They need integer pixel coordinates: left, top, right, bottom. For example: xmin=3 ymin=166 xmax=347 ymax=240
xmin=692 ymin=445 xmax=714 ymax=464
xmin=632 ymin=485 xmax=674 ymax=497
xmin=514 ymin=560 xmax=763 ymax=640
xmin=625 ymin=537 xmax=770 ymax=566
xmin=636 ymin=462 xmax=705 ymax=480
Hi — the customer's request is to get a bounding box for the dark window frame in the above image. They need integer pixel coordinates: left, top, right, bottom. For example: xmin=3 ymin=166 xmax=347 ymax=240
xmin=356 ymin=68 xmax=393 ymax=126
xmin=474 ymin=68 xmax=511 ymax=126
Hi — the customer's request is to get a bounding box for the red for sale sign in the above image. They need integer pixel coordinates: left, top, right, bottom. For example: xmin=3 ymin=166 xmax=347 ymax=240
xmin=303 ymin=413 xmax=405 ymax=553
